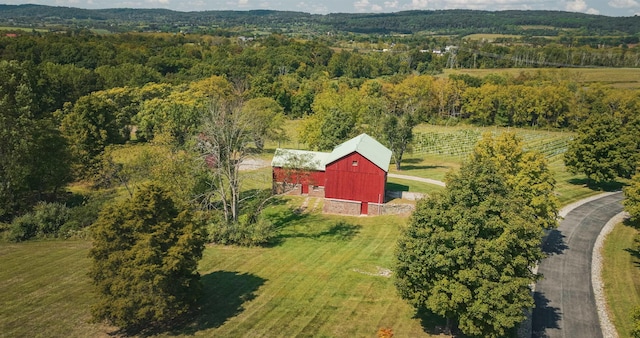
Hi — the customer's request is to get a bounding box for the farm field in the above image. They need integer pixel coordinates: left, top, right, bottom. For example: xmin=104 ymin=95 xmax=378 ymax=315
xmin=442 ymin=68 xmax=640 ymax=89
xmin=602 ymin=221 xmax=640 ymax=338
xmin=462 ymin=33 xmax=524 ymax=41
xmin=397 ymin=124 xmax=602 ymax=205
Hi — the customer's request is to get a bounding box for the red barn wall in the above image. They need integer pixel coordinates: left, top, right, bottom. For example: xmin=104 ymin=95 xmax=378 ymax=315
xmin=324 ymin=152 xmax=386 ymax=204
xmin=272 ymin=167 xmax=326 ymax=187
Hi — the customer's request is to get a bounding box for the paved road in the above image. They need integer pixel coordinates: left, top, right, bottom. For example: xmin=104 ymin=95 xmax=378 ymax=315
xmin=387 ymin=173 xmax=446 ymax=187
xmin=532 ymin=192 xmax=624 ymax=338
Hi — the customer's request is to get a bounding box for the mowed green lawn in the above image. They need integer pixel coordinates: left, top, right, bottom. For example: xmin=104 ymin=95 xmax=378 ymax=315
xmin=0 ymin=241 xmax=115 ymax=337
xmin=603 ymin=221 xmax=640 ymax=338
xmin=0 ymin=121 xmax=613 ymax=337
xmin=0 ymin=198 xmax=439 ymax=337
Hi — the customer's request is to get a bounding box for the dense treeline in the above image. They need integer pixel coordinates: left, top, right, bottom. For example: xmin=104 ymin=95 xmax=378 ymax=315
xmin=1 ymin=29 xmax=639 ymax=227
xmin=2 ymin=5 xmax=640 ymax=37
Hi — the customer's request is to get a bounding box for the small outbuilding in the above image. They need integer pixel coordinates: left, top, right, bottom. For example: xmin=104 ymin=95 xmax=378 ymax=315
xmin=271 ymin=133 xmax=392 ymax=215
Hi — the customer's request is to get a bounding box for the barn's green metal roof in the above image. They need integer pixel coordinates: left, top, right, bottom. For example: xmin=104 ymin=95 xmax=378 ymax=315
xmin=272 ymin=134 xmax=392 ymax=172
xmin=271 ymin=148 xmax=329 ymax=171
xmin=324 ymin=133 xmax=392 ymax=172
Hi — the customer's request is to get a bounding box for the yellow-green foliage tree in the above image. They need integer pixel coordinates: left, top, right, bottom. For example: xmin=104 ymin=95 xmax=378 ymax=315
xmin=299 ymin=83 xmax=366 ymax=150
xmin=395 ymin=133 xmax=557 ymax=337
xmin=88 ymin=184 xmax=205 ymax=334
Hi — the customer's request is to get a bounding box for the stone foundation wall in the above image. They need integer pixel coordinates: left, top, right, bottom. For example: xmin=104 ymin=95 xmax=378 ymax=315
xmin=386 ymin=190 xmax=425 ymax=201
xmin=272 ymin=182 xmax=302 ymax=195
xmin=323 ymin=199 xmax=361 ymax=216
xmin=368 ymin=203 xmax=415 ymax=216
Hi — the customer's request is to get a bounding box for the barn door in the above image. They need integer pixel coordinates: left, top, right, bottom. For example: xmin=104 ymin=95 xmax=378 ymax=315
xmin=301 ymin=184 xmax=309 ymax=194
xmin=361 ymin=202 xmax=368 ymax=215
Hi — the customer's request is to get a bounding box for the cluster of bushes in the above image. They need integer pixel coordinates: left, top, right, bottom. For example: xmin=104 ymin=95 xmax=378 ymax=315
xmin=8 ymin=202 xmax=71 ymax=241
xmin=207 ymin=214 xmax=277 ymax=247
xmin=5 ymin=192 xmax=112 ymax=242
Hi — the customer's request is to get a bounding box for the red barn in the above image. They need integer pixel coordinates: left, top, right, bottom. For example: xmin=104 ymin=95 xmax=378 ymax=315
xmin=271 ymin=134 xmax=392 ymax=215
xmin=271 ymin=149 xmax=328 ymax=196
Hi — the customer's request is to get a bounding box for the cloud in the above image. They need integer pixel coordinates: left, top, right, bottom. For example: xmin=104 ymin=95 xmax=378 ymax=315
xmin=238 ymin=0 xmax=249 ymax=6
xmin=565 ymin=0 xmax=587 ymax=12
xmin=609 ymin=0 xmax=640 ymax=8
xmin=354 ymin=0 xmax=370 ymax=11
xmin=297 ymin=1 xmax=328 ymax=13
xmin=384 ymin=0 xmax=398 ymax=8
xmin=407 ymin=0 xmax=428 ymax=9
xmin=371 ymin=4 xmax=383 ymax=10
xmin=586 ymin=7 xmax=600 ymax=14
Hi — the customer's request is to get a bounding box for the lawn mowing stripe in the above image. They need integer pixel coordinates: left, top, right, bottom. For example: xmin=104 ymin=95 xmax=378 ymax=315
xmin=244 ymin=241 xmax=349 ymax=336
xmin=209 ymin=235 xmax=344 ymax=335
xmin=229 ymin=216 xmax=399 ymax=336
xmin=301 ymin=220 xmax=400 ymax=336
xmin=0 ymin=241 xmax=105 ymax=338
xmin=285 ymin=239 xmax=385 ymax=336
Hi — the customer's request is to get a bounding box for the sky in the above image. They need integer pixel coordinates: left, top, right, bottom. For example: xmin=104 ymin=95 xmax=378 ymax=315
xmin=2 ymin=0 xmax=639 ymax=16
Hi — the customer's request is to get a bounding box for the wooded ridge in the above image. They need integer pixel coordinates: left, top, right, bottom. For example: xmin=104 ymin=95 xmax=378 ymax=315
xmin=1 ymin=5 xmax=639 ymax=36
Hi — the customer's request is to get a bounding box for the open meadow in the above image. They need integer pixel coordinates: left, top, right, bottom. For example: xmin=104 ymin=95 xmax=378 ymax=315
xmin=0 ymin=123 xmax=614 ymax=337
xmin=442 ymin=68 xmax=640 ymax=89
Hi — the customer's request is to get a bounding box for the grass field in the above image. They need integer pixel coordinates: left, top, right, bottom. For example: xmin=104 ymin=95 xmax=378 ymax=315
xmin=0 ymin=26 xmax=49 ymax=32
xmin=0 ymin=200 xmax=443 ymax=337
xmin=602 ymin=220 xmax=640 ymax=338
xmin=442 ymin=68 xmax=640 ymax=89
xmin=0 ymin=241 xmax=115 ymax=338
xmin=462 ymin=33 xmax=523 ymax=41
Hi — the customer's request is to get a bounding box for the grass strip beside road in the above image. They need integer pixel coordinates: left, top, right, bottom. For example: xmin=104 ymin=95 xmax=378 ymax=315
xmin=602 ymin=220 xmax=640 ymax=338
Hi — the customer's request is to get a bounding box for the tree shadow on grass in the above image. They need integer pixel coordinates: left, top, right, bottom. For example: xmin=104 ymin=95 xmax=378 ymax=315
xmin=622 ymin=219 xmax=640 ymax=267
xmin=541 ymin=229 xmax=568 ymax=256
xmin=110 ymin=271 xmax=266 ymax=337
xmin=177 ymin=271 xmax=266 ymax=335
xmin=532 ymin=291 xmax=562 ymax=338
xmin=386 ymin=182 xmax=410 ymax=192
xmin=414 ymin=307 xmax=454 ymax=336
xmin=399 ymin=158 xmax=450 ymax=171
xmin=567 ymin=178 xmax=624 ymax=192
xmin=266 ymin=207 xmax=361 ymax=245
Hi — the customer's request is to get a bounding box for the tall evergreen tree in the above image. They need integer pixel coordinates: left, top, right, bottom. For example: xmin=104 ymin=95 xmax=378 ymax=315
xmin=88 ymin=184 xmax=206 ymax=333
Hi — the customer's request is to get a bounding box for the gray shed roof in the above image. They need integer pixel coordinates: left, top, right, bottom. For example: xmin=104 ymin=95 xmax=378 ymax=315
xmin=324 ymin=133 xmax=392 ymax=172
xmin=271 ymin=148 xmax=329 ymax=171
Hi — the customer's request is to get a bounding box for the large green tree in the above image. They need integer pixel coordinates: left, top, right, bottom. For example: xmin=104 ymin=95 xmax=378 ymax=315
xmin=395 ymin=133 xmax=555 ymax=337
xmin=88 ymin=184 xmax=205 ymax=333
xmin=624 ymin=171 xmax=640 ymax=223
xmin=564 ymin=112 xmax=639 ymax=183
xmin=0 ymin=60 xmax=71 ymax=220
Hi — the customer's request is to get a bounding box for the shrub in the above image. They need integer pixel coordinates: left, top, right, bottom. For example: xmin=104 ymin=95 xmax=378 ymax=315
xmin=9 ymin=213 xmax=38 ymax=242
xmin=632 ymin=306 xmax=640 ymax=338
xmin=33 ymin=202 xmax=70 ymax=236
xmin=8 ymin=202 xmax=71 ymax=241
xmin=207 ymin=214 xmax=277 ymax=247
